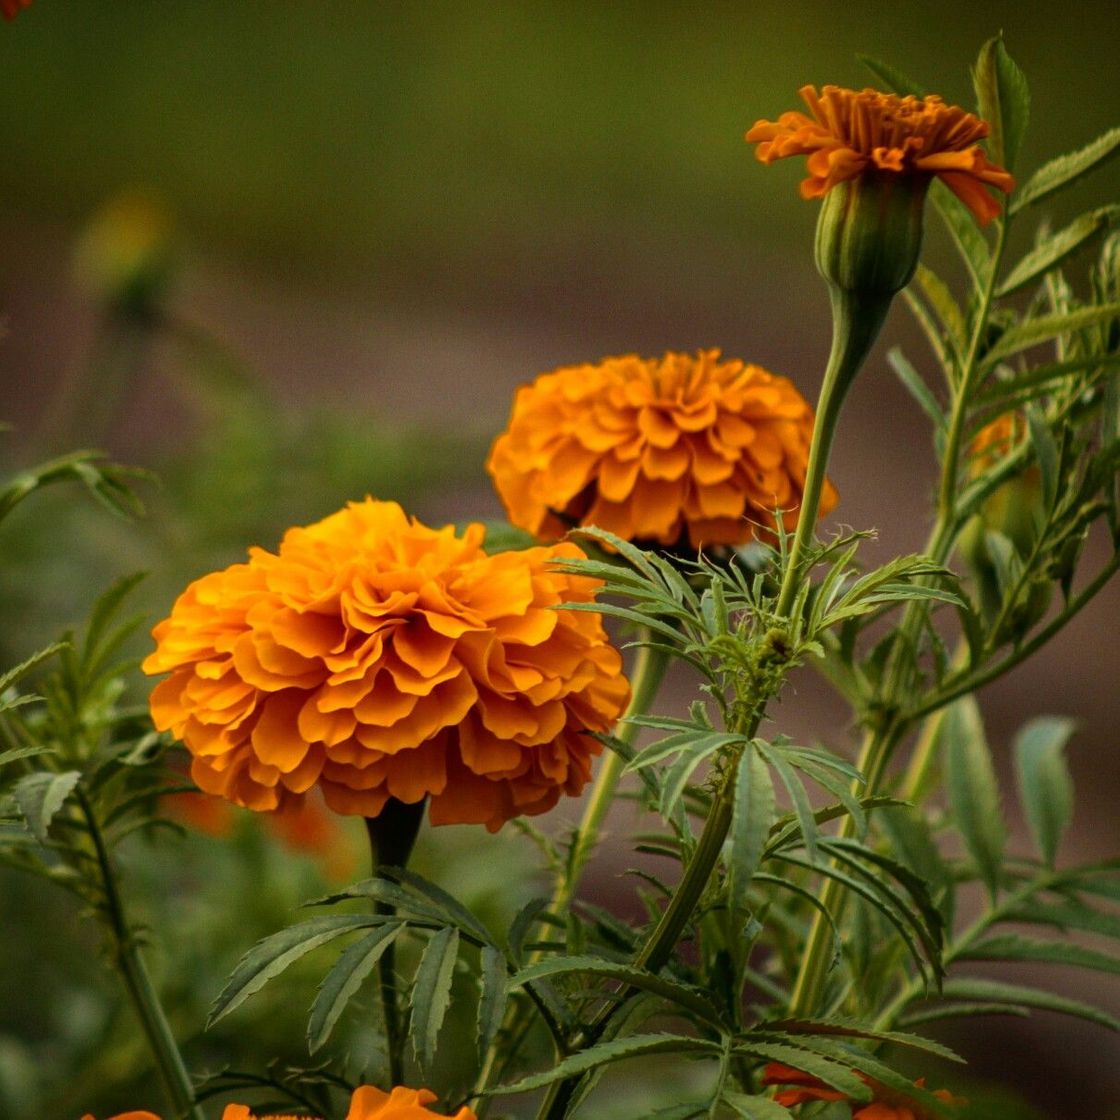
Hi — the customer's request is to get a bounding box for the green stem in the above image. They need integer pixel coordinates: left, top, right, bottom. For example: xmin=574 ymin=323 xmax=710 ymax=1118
xmin=77 ymin=788 xmax=203 ymax=1120
xmin=538 ymin=756 xmax=744 ymax=1120
xmin=365 ymin=799 xmax=425 ymax=1088
xmin=788 ymin=220 xmax=1013 ymax=1019
xmin=774 ymin=287 xmax=892 ymax=619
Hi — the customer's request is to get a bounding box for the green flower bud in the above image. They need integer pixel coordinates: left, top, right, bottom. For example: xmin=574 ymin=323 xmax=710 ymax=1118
xmin=814 ymin=174 xmax=927 ymax=297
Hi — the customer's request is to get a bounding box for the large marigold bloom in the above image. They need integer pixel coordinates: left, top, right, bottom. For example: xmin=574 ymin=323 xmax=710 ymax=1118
xmin=486 ymin=349 xmax=837 ymax=549
xmin=747 ymin=85 xmax=1013 ymax=225
xmin=143 ymin=499 xmax=629 ymax=832
xmin=761 ymin=1063 xmax=962 ymax=1118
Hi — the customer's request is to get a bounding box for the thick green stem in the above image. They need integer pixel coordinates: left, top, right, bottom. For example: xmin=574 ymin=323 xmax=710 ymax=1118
xmin=365 ymin=799 xmax=425 ymax=1087
xmin=775 ymin=288 xmax=892 ymax=619
xmin=78 ymin=789 xmax=203 ymax=1120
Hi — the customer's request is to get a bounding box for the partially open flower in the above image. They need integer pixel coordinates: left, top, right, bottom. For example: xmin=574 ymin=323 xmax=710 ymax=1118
xmin=748 ymin=86 xmax=1013 ymax=299
xmin=747 ymin=85 xmax=1013 ymax=225
xmin=761 ymin=1063 xmax=963 ymax=1118
xmin=144 ymin=499 xmax=629 ymax=832
xmin=487 ymin=349 xmax=836 ymax=549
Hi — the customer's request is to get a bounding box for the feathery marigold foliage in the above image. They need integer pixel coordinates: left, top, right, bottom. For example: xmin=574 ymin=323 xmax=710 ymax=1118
xmin=487 ymin=348 xmax=836 ymax=549
xmin=746 ymin=84 xmax=1014 ymax=225
xmin=143 ymin=498 xmax=629 ymax=831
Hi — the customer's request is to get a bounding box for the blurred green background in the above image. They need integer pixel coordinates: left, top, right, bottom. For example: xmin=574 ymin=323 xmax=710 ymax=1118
xmin=1 ymin=2 xmax=1118 ymax=1118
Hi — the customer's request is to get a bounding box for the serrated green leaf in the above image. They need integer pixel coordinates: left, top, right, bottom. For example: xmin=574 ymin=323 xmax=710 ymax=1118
xmin=1024 ymin=406 xmax=1059 ymax=512
xmin=931 ymin=977 xmax=1120 ymax=1031
xmin=756 ymin=741 xmax=818 ymax=865
xmin=476 ymin=944 xmax=507 ymax=1063
xmin=1005 ymin=899 xmax=1120 ymax=940
xmin=857 ymin=55 xmax=925 ymax=97
xmin=478 ymin=520 xmax=539 ymax=553
xmin=723 ymin=1093 xmax=793 ymax=1119
xmin=511 ymin=956 xmax=723 ymax=1026
xmin=942 ymin=696 xmax=1005 ymax=899
xmin=410 ymin=926 xmax=460 ymax=1073
xmin=1014 ymin=716 xmax=1075 ymax=866
xmin=507 ymin=896 xmax=549 ymax=963
xmin=380 ymin=867 xmax=491 ymax=943
xmin=997 ymin=207 xmax=1120 ymax=297
xmin=731 ymin=1039 xmax=869 ymax=1099
xmin=209 ymin=915 xmax=383 ymax=1025
xmin=932 ymin=180 xmax=992 ymax=291
xmin=14 ymin=771 xmax=81 ymax=843
xmin=1013 ymin=126 xmax=1120 ymax=213
xmin=982 ymin=302 xmax=1120 ymax=367
xmin=972 ymin=36 xmax=1029 ymax=171
xmin=759 ymin=1017 xmax=962 ymax=1061
xmin=727 ymin=746 xmax=775 ymax=913
xmin=488 ymin=1033 xmax=719 ymax=1095
xmin=888 ymin=347 xmax=945 ymax=429
xmin=901 ymin=1000 xmax=1031 ymax=1026
xmin=0 ymin=745 xmax=57 ymax=770
xmin=307 ymin=923 xmax=403 ymax=1053
xmin=962 ymin=934 xmax=1120 ymax=974
xmin=0 ymin=642 xmax=68 ymax=698
xmin=914 ymin=263 xmax=967 ymax=356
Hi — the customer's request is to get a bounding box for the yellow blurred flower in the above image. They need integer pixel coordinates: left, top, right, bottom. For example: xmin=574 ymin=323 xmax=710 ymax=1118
xmin=746 ymin=85 xmax=1013 ymax=225
xmin=487 ymin=349 xmax=836 ymax=549
xmin=144 ymin=499 xmax=629 ymax=832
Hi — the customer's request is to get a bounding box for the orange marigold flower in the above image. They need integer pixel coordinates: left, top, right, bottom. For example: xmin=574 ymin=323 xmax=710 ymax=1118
xmin=143 ymin=498 xmax=629 ymax=832
xmin=80 ymin=1113 xmax=161 ymax=1120
xmin=1 ymin=0 xmax=32 ymax=20
xmin=486 ymin=349 xmax=837 ymax=549
xmin=218 ymin=1084 xmax=476 ymax=1120
xmin=747 ymin=84 xmax=1014 ymax=226
xmin=761 ymin=1063 xmax=963 ymax=1119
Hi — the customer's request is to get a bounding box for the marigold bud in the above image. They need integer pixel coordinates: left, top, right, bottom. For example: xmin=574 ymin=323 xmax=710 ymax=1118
xmin=814 ymin=173 xmax=927 ymax=297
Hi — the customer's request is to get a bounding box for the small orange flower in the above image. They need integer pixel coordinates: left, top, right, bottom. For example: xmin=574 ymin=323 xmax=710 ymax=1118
xmin=747 ymin=85 xmax=1014 ymax=225
xmin=144 ymin=499 xmax=629 ymax=832
xmin=80 ymin=1113 xmax=161 ymax=1120
xmin=1 ymin=0 xmax=32 ymax=21
xmin=761 ymin=1063 xmax=963 ymax=1119
xmin=487 ymin=349 xmax=836 ymax=549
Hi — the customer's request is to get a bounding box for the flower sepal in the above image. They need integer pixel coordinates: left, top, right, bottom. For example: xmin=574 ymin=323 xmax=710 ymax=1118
xmin=815 ymin=172 xmax=927 ymax=298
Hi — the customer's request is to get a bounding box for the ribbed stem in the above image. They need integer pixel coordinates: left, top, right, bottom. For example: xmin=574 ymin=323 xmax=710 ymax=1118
xmin=774 ymin=288 xmax=892 ymax=620
xmin=365 ymin=799 xmax=425 ymax=1087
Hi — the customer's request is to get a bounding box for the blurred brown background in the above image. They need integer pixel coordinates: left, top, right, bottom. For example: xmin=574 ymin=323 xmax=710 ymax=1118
xmin=1 ymin=2 xmax=1118 ymax=1117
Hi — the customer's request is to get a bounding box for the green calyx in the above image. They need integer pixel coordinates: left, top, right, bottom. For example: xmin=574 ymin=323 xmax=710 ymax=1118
xmin=815 ymin=173 xmax=928 ymax=297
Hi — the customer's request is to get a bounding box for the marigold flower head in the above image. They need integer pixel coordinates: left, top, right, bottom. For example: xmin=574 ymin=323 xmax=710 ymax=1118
xmin=487 ymin=349 xmax=837 ymax=550
xmin=747 ymin=85 xmax=1014 ymax=226
xmin=80 ymin=1113 xmax=161 ymax=1120
xmin=761 ymin=1063 xmax=963 ymax=1119
xmin=143 ymin=499 xmax=629 ymax=832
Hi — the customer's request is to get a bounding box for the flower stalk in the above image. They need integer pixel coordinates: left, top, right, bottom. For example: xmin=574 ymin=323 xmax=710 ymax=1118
xmin=77 ymin=788 xmax=204 ymax=1120
xmin=365 ymin=799 xmax=426 ymax=1087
